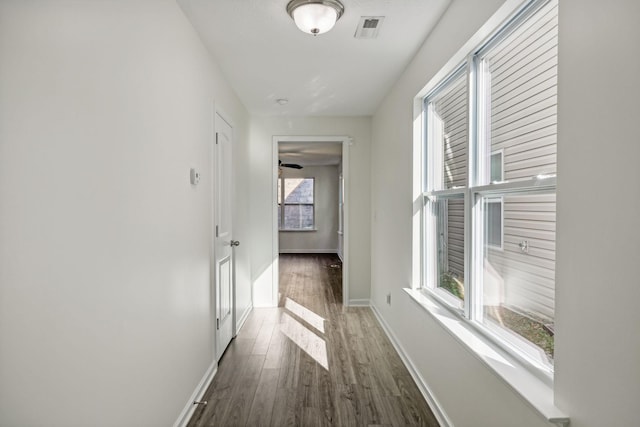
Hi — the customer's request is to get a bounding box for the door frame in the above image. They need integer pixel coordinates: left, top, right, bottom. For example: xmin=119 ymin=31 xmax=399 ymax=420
xmin=212 ymin=107 xmax=236 ymax=360
xmin=271 ymin=135 xmax=351 ymax=306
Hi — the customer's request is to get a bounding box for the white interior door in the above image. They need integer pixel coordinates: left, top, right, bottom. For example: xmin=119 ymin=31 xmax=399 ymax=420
xmin=214 ymin=112 xmax=235 ymax=360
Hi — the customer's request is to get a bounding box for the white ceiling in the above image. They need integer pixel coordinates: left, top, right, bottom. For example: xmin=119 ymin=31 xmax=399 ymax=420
xmin=178 ymin=0 xmax=450 ymax=116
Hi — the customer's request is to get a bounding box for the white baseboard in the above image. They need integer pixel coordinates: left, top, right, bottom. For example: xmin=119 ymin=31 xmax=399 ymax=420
xmin=370 ymin=304 xmax=453 ymax=427
xmin=235 ymin=305 xmax=252 ymax=336
xmin=347 ymin=298 xmax=370 ymax=307
xmin=173 ymin=360 xmax=218 ymax=427
xmin=337 ymin=250 xmax=343 ymax=262
xmin=278 ymin=249 xmax=338 ymax=254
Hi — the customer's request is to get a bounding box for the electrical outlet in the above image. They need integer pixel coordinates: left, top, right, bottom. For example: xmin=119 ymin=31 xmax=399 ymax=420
xmin=386 ymin=293 xmax=391 ymax=305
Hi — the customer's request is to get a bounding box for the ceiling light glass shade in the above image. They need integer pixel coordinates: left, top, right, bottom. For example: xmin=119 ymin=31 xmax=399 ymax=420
xmin=287 ymin=0 xmax=345 ymax=36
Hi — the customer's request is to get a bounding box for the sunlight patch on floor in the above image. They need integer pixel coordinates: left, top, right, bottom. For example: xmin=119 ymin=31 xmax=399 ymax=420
xmin=284 ymin=297 xmax=326 ymax=333
xmin=280 ymin=312 xmax=329 ymax=370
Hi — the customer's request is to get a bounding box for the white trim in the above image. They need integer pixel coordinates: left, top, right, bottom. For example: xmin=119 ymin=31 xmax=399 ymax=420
xmin=235 ymin=305 xmax=252 ymax=336
xmin=370 ymin=304 xmax=453 ymax=427
xmin=414 ymin=0 xmax=532 ymax=101
xmin=209 ymin=102 xmax=218 ymax=367
xmin=473 ymin=176 xmax=557 ymax=195
xmin=273 ymin=136 xmax=351 ymax=308
xmin=173 ymin=361 xmax=218 ymax=427
xmin=347 ymin=299 xmax=370 ymax=307
xmin=272 ymin=140 xmax=280 ymax=307
xmin=403 ymin=288 xmax=569 ymax=426
xmin=278 ymin=249 xmax=339 ymax=254
xmin=213 ymin=103 xmax=235 ymax=130
xmin=424 ymin=188 xmax=466 ymax=199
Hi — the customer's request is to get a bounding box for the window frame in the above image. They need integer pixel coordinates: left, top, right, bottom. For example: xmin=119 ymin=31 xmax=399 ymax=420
xmin=421 ymin=64 xmax=469 ymax=311
xmin=278 ymin=176 xmax=316 ymax=231
xmin=419 ymin=0 xmax=558 ymax=378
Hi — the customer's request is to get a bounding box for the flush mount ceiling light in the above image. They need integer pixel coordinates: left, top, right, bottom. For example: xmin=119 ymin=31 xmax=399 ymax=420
xmin=286 ymin=0 xmax=345 ymax=36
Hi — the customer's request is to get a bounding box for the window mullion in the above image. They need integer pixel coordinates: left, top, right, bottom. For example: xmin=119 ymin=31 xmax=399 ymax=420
xmin=473 ymin=177 xmax=557 ymax=196
xmin=466 ymin=55 xmax=480 ymax=320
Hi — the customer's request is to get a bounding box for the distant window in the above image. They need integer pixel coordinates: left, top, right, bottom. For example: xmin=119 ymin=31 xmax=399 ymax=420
xmin=486 ymin=198 xmax=503 ymax=249
xmin=278 ymin=178 xmax=315 ymax=230
xmin=488 ymin=153 xmax=504 ymax=249
xmin=490 ymin=151 xmax=503 ymax=183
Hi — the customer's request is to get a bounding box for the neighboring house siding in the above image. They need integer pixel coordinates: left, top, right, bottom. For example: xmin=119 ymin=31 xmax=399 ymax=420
xmin=487 ymin=194 xmax=556 ymax=321
xmin=489 ymin=2 xmax=558 ymax=181
xmin=436 ymin=1 xmax=558 ymax=321
xmin=432 ymin=73 xmax=467 ymax=278
xmin=447 ymin=199 xmax=465 ymax=279
xmin=441 ymin=80 xmax=468 ymax=189
xmin=485 ymin=1 xmax=558 ymax=321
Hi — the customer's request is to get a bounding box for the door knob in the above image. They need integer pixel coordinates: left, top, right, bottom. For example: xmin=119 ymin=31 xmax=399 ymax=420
xmin=230 ymin=240 xmax=240 ymax=247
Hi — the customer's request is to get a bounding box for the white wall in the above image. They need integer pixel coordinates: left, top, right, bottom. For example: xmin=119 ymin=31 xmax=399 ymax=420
xmin=371 ymin=0 xmax=640 ymax=426
xmin=554 ymin=1 xmax=640 ymax=426
xmin=250 ymin=116 xmax=371 ymax=307
xmin=279 ymin=165 xmax=339 ymax=253
xmin=0 ymin=1 xmax=250 ymax=426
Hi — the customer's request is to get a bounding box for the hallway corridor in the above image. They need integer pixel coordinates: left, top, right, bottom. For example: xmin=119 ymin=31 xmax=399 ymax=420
xmin=188 ymin=254 xmax=438 ymax=426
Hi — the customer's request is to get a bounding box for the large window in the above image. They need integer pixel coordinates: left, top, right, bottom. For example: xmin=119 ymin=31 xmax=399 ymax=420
xmin=422 ymin=0 xmax=557 ymax=372
xmin=278 ymin=177 xmax=315 ymax=230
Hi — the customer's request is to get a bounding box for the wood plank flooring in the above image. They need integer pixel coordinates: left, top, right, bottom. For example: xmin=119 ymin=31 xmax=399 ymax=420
xmin=188 ymin=254 xmax=439 ymax=427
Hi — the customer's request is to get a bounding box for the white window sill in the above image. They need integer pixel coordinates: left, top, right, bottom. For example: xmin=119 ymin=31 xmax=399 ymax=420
xmin=403 ymin=288 xmax=569 ymax=427
xmin=279 ymin=228 xmax=317 ymax=232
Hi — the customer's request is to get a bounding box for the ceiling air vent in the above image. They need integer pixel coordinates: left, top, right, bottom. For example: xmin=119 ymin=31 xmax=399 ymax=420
xmin=354 ymin=16 xmax=384 ymax=39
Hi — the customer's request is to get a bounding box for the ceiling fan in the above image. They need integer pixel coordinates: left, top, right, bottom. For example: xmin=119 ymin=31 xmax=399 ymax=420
xmin=279 ymin=160 xmax=303 ymax=169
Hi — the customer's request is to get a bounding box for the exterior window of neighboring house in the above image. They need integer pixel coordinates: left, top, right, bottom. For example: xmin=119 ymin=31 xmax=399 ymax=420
xmin=487 ymin=152 xmax=504 ymax=249
xmin=490 ymin=151 xmax=503 ymax=183
xmin=422 ymin=0 xmax=557 ymax=373
xmin=485 ymin=198 xmax=503 ymax=249
xmin=278 ymin=177 xmax=315 ymax=230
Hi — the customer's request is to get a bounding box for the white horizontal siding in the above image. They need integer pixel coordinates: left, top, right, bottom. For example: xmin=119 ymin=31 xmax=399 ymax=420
xmin=489 ymin=1 xmax=558 ymax=183
xmin=487 ymin=193 xmax=556 ymax=321
xmin=428 ymin=72 xmax=467 ymax=281
xmin=489 ymin=4 xmax=558 ymax=78
xmin=447 ymin=199 xmax=464 ymax=278
xmin=431 ymin=73 xmax=468 ymax=189
xmin=481 ymin=0 xmax=558 ymax=321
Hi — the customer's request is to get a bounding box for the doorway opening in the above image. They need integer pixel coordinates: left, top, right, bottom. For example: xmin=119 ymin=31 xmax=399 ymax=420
xmin=272 ymin=136 xmax=350 ymax=307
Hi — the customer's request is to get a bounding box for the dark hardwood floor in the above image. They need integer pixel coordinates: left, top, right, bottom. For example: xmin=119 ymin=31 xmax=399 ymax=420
xmin=188 ymin=253 xmax=439 ymax=427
